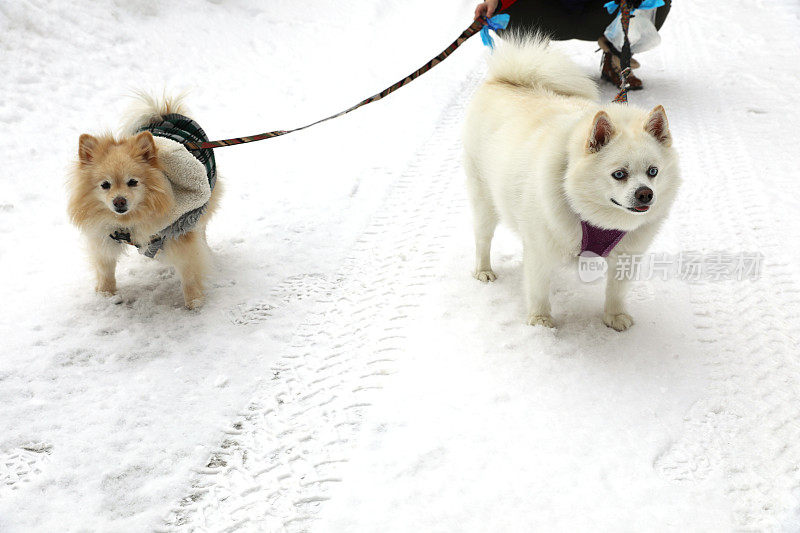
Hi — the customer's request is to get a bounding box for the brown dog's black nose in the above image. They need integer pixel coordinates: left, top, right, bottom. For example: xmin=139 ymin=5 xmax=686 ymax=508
xmin=635 ymin=186 xmax=653 ymax=205
xmin=113 ymin=196 xmax=127 ymax=210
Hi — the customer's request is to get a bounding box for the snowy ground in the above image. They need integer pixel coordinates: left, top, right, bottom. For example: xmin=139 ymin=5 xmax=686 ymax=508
xmin=1 ymin=0 xmax=799 ymax=531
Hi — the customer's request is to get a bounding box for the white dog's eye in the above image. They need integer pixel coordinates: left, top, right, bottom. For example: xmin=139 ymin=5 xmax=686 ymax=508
xmin=100 ymin=181 xmax=111 ymax=190
xmin=127 ymin=179 xmax=138 ymax=187
xmin=648 ymin=166 xmax=659 ymax=177
xmin=612 ymin=170 xmax=627 ymax=180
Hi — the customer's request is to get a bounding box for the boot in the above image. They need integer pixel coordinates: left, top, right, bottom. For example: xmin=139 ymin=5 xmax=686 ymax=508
xmin=598 ymin=37 xmax=643 ymax=91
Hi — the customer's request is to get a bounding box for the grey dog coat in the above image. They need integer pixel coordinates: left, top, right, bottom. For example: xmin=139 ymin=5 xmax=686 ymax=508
xmin=112 ymin=114 xmax=217 ymax=258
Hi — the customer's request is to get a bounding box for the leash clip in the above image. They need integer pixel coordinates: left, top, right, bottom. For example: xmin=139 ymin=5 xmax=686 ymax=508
xmin=109 ymin=230 xmax=133 ymax=244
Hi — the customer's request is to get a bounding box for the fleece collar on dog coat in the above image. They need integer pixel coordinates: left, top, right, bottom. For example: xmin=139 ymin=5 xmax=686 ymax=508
xmin=580 ymin=220 xmax=626 ymax=257
xmin=110 ymin=114 xmax=217 ymax=258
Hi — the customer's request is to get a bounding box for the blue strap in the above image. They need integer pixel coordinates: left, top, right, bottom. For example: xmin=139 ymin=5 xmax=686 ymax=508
xmin=604 ymin=0 xmax=664 ymax=13
xmin=480 ymin=14 xmax=510 ymax=49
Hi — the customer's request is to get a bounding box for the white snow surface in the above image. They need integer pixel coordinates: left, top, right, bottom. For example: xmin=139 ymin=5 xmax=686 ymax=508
xmin=1 ymin=0 xmax=800 ymax=531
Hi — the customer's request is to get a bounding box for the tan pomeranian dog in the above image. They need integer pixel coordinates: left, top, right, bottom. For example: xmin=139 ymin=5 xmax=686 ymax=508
xmin=68 ymin=94 xmax=221 ymax=309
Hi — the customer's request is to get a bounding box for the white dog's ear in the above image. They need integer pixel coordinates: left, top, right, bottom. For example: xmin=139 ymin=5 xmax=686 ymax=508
xmin=586 ymin=111 xmax=615 ymax=153
xmin=78 ymin=134 xmax=99 ymax=164
xmin=132 ymin=131 xmax=158 ymax=164
xmin=644 ymin=105 xmax=671 ymax=146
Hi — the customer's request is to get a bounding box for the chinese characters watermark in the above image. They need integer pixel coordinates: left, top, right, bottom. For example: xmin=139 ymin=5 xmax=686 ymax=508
xmin=578 ymin=251 xmax=764 ymax=283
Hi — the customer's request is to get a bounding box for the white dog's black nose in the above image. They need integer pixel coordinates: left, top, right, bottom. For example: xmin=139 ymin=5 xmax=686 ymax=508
xmin=113 ymin=196 xmax=128 ymax=213
xmin=635 ymin=186 xmax=653 ymax=205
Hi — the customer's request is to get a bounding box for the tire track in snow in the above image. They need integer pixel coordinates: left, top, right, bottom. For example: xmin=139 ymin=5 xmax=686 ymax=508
xmin=229 ymin=274 xmax=345 ymax=326
xmin=652 ymin=2 xmax=800 ymax=527
xmin=0 ymin=444 xmax=52 ymax=498
xmin=160 ymin=66 xmax=482 ymax=532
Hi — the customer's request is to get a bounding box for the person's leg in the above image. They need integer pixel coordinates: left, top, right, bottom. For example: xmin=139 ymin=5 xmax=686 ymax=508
xmin=598 ymin=0 xmax=671 ymax=90
xmin=502 ymin=0 xmax=671 ymax=40
xmin=654 ymin=0 xmax=672 ymax=31
xmin=501 ymin=0 xmax=614 ymax=41
xmin=500 ymin=0 xmax=672 ymax=91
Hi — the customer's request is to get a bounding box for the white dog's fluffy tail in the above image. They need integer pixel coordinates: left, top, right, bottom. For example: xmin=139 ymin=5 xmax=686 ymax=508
xmin=487 ymin=35 xmax=599 ymax=101
xmin=120 ymin=91 xmax=191 ymax=136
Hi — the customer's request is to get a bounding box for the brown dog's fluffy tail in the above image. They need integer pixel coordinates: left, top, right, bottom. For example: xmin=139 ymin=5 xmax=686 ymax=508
xmin=120 ymin=91 xmax=190 ymax=136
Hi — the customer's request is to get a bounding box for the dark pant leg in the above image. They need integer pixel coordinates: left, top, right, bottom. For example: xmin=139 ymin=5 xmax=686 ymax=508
xmin=501 ymin=0 xmax=671 ymax=42
xmin=653 ymin=1 xmax=671 ymax=31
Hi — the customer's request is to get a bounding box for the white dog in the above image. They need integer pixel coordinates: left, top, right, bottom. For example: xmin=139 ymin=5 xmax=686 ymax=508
xmin=463 ymin=36 xmax=680 ymax=330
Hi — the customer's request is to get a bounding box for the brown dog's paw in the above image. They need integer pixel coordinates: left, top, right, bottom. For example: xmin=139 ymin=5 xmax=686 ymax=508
xmin=95 ymin=282 xmax=117 ymax=296
xmin=185 ymin=296 xmax=205 ymax=310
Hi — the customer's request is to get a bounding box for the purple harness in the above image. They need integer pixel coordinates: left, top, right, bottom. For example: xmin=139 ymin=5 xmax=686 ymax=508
xmin=580 ymin=221 xmax=626 ymax=257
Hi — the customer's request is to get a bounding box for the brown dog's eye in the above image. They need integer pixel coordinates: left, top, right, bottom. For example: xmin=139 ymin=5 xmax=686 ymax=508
xmin=127 ymin=179 xmax=138 ymax=187
xmin=100 ymin=181 xmax=111 ymax=190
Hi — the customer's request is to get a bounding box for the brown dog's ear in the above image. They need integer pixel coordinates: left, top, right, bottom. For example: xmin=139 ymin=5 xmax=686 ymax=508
xmin=644 ymin=105 xmax=671 ymax=146
xmin=78 ymin=134 xmax=99 ymax=164
xmin=132 ymin=131 xmax=158 ymax=164
xmin=586 ymin=111 xmax=615 ymax=153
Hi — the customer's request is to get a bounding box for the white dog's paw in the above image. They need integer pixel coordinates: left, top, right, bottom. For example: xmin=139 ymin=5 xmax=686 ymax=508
xmin=473 ymin=269 xmax=497 ymax=283
xmin=604 ymin=312 xmax=634 ymax=331
xmin=527 ymin=314 xmax=555 ymax=328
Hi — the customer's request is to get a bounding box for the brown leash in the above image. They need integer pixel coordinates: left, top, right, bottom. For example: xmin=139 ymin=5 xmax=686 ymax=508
xmin=185 ymin=6 xmax=632 ymax=151
xmin=184 ymin=19 xmax=485 ymax=151
xmin=612 ymin=0 xmax=632 ymax=104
